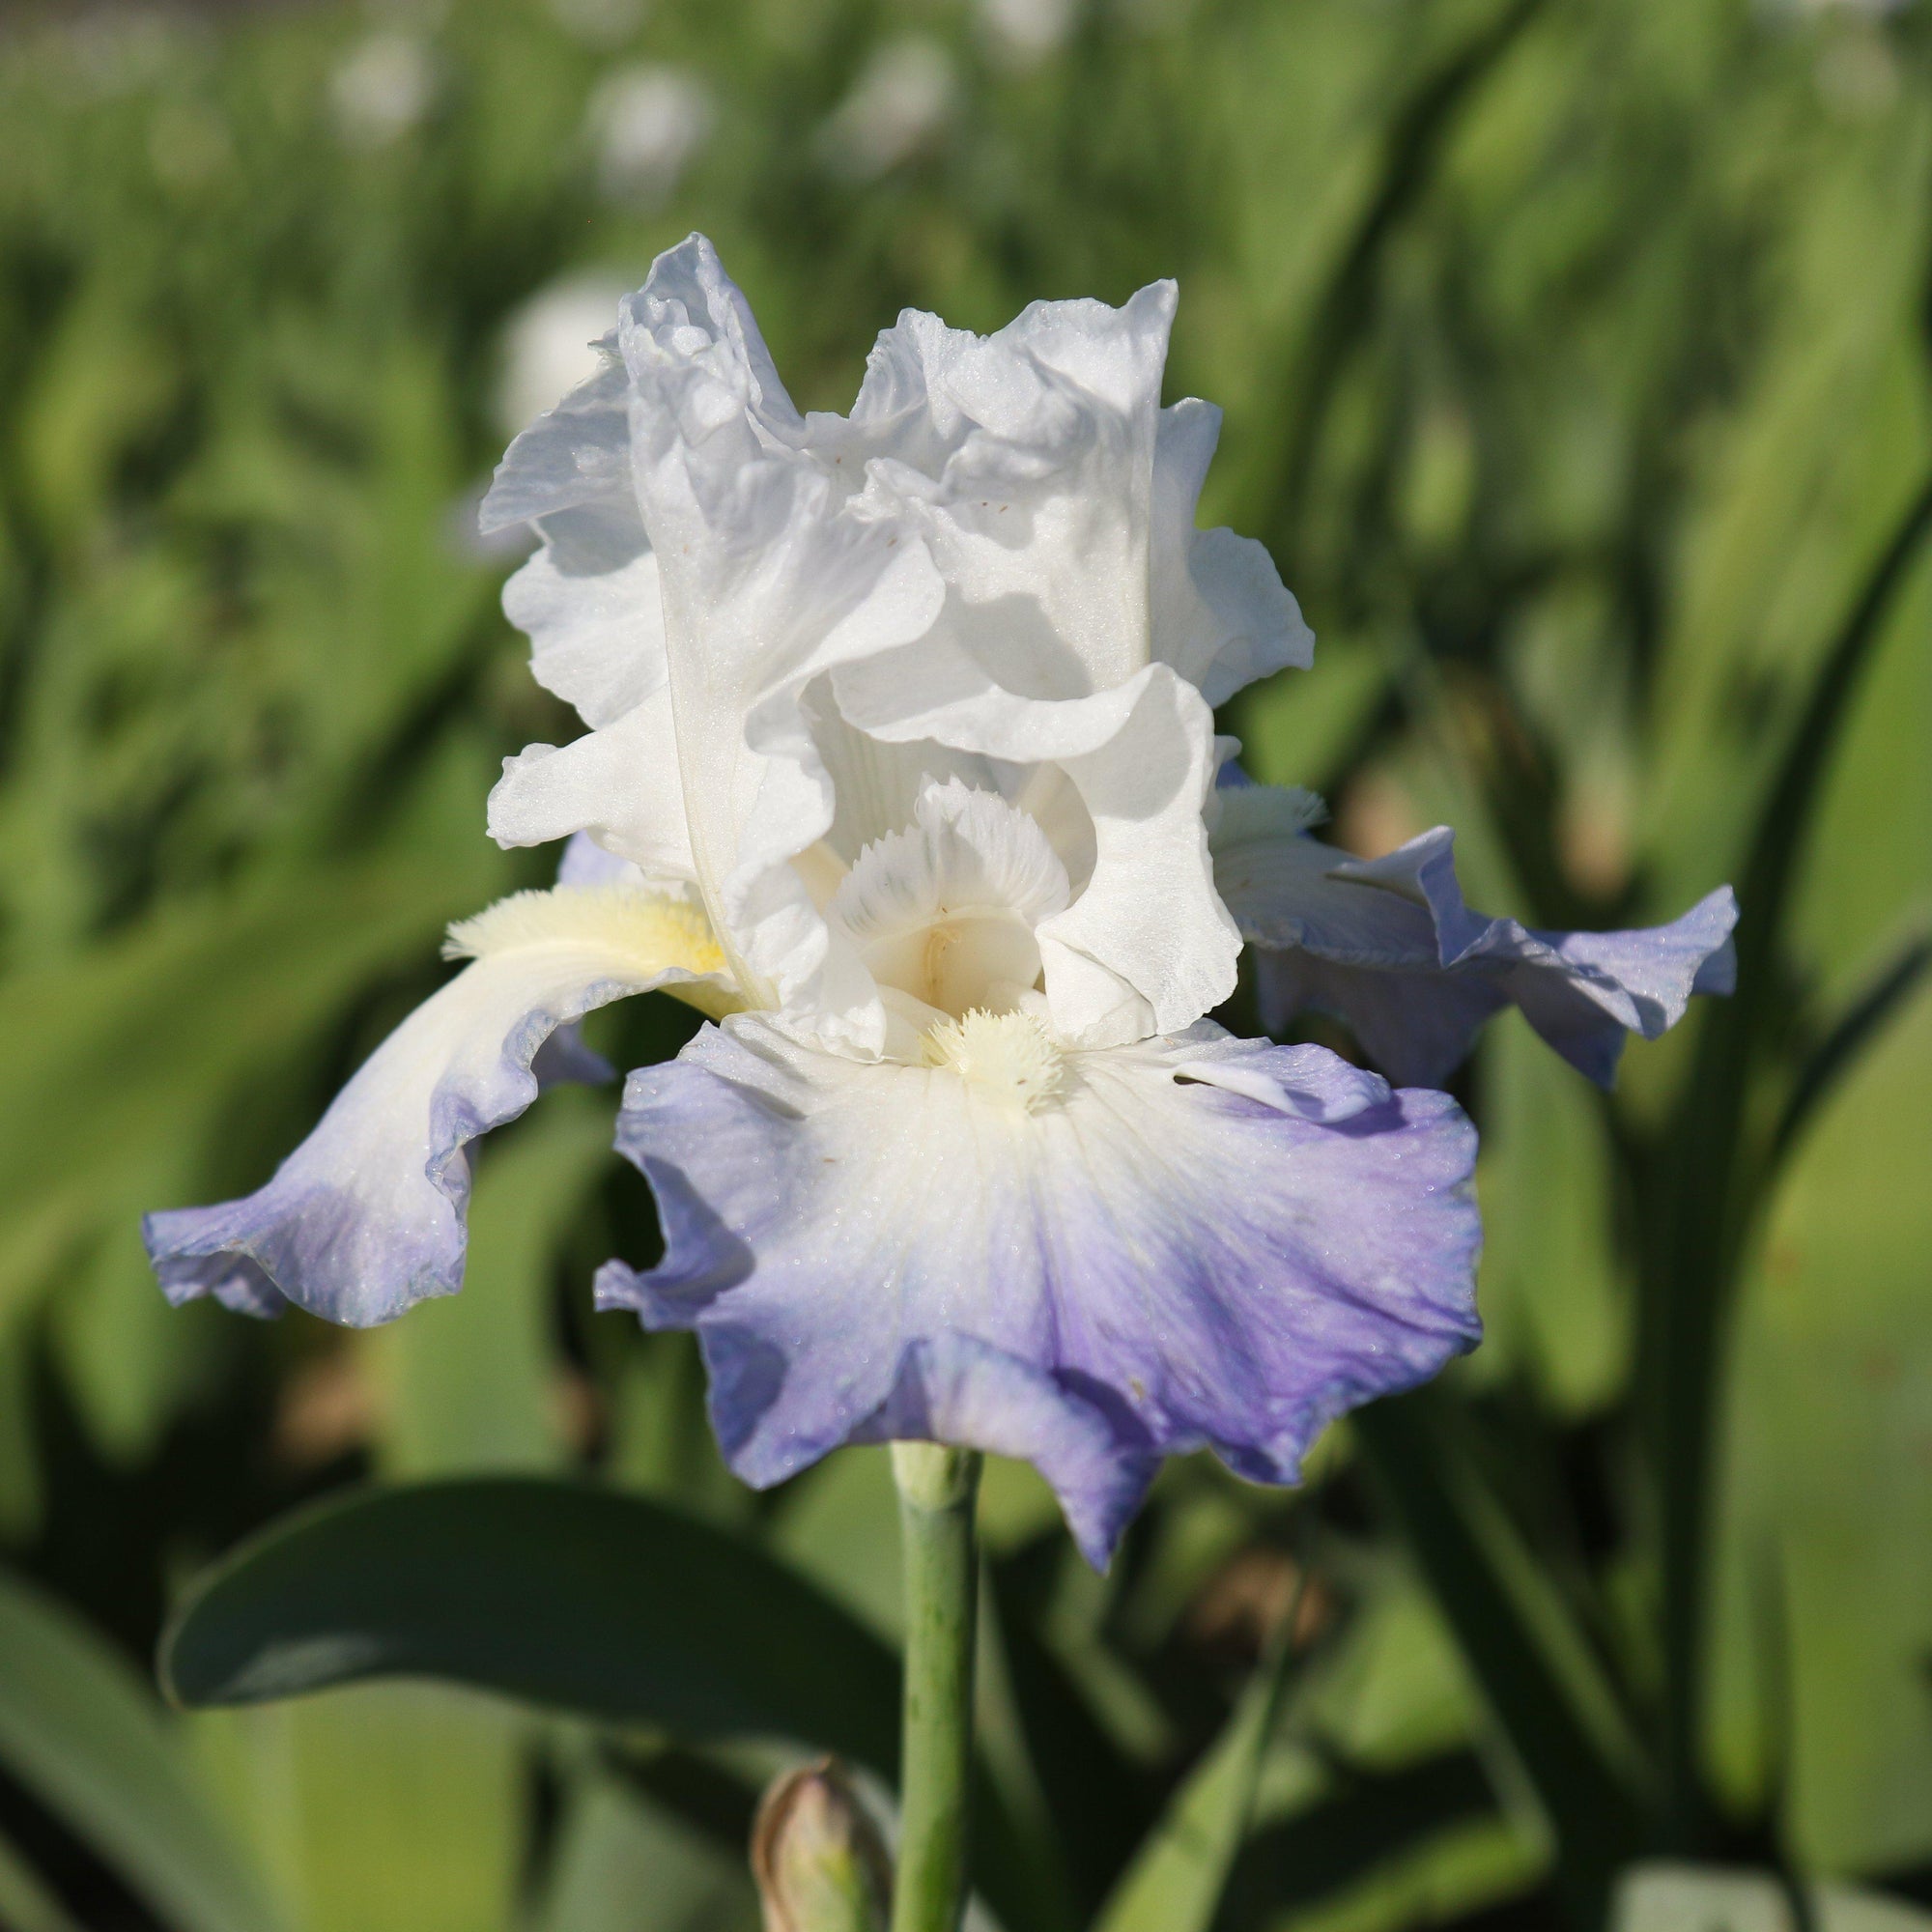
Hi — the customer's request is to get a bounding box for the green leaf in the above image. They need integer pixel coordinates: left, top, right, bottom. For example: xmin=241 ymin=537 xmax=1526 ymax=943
xmin=1640 ymin=468 xmax=1932 ymax=1833
xmin=160 ymin=1478 xmax=903 ymax=1776
xmin=0 ymin=1565 xmax=282 ymax=1932
xmin=160 ymin=1479 xmax=1066 ymax=1932
xmin=1094 ymin=1608 xmax=1305 ymax=1932
xmin=538 ymin=1771 xmax=758 ymax=1932
xmin=1705 ymin=978 xmax=1932 ymax=1870
xmin=1215 ymin=1752 xmax=1515 ymax=1932
xmin=1354 ymin=1392 xmax=1647 ymax=1922
xmin=371 ymin=1094 xmax=616 ymax=1480
xmin=191 ymin=1687 xmax=526 ymax=1932
xmin=0 ymin=1830 xmax=85 ymax=1932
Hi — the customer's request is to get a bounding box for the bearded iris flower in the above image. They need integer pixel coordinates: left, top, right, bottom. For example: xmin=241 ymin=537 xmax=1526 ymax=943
xmin=143 ymin=237 xmax=1730 ymax=1570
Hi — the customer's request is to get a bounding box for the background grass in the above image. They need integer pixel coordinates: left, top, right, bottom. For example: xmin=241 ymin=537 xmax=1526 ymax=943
xmin=0 ymin=1 xmax=1927 ymax=1928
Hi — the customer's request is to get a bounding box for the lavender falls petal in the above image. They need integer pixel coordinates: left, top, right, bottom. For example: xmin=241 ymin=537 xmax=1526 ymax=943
xmin=596 ymin=1013 xmax=1481 ymax=1566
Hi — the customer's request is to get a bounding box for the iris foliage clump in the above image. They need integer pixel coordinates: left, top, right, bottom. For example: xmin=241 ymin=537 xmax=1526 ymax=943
xmin=0 ymin=1 xmax=1927 ymax=1930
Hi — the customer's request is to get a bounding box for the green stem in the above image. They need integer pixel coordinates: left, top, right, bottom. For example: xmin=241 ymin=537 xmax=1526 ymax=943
xmin=889 ymin=1442 xmax=981 ymax=1932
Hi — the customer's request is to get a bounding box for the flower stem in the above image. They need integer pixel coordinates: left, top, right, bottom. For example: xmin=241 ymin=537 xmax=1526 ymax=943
xmin=888 ymin=1441 xmax=981 ymax=1932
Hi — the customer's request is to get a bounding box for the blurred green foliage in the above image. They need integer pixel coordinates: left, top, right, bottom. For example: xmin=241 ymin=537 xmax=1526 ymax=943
xmin=0 ymin=0 xmax=1927 ymax=1927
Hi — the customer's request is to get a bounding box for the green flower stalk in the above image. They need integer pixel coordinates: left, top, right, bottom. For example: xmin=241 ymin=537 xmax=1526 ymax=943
xmin=890 ymin=1443 xmax=981 ymax=1932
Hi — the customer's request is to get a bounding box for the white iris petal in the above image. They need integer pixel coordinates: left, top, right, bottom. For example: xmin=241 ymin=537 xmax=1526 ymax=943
xmin=830 ymin=781 xmax=1068 ymax=1024
xmin=481 ymin=235 xmax=1310 ymax=1056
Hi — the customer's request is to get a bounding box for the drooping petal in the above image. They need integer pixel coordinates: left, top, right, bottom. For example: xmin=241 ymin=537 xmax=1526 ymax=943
xmin=850 ymin=1335 xmax=1157 ymax=1572
xmin=144 ymin=887 xmax=733 ymax=1327
xmin=596 ymin=1013 xmax=1481 ymax=1567
xmin=1213 ymin=786 xmax=1740 ymax=1088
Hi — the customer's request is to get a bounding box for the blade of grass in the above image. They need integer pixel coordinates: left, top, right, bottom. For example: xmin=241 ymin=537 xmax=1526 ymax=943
xmin=0 ymin=1831 xmax=86 ymax=1932
xmin=1639 ymin=467 xmax=1932 ymax=1845
xmin=0 ymin=1566 xmax=283 ymax=1932
xmin=1766 ymin=931 xmax=1932 ymax=1174
xmin=1092 ymin=1599 xmax=1305 ymax=1932
xmin=1354 ymin=1391 xmax=1648 ymax=1929
xmin=1259 ymin=0 xmax=1548 ymax=552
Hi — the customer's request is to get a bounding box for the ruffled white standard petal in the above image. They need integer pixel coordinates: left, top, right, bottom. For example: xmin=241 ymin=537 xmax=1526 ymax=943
xmin=489 ymin=684 xmax=696 ymax=888
xmin=500 ymin=510 xmax=666 ymax=730
xmin=481 ymin=240 xmax=1308 ymax=1050
xmin=143 ymin=887 xmax=734 ymax=1327
xmin=596 ymin=1013 xmax=1481 ymax=1567
xmin=1213 ymin=785 xmax=1740 ymax=1088
xmin=616 ymin=237 xmax=948 ymax=1047
xmin=1151 ymin=397 xmax=1314 ymax=705
xmin=832 ymin=286 xmax=1305 ymax=705
xmin=821 ymin=287 xmax=1272 ymax=1042
xmin=840 ymin=284 xmax=1179 ymax=688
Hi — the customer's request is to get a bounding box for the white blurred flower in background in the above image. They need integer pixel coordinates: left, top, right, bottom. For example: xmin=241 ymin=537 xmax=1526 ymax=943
xmin=979 ymin=0 xmax=1080 ymax=66
xmin=548 ymin=0 xmax=648 ymax=48
xmin=60 ymin=9 xmax=180 ymax=99
xmin=330 ymin=32 xmax=439 ymax=148
xmin=816 ymin=36 xmax=956 ymax=180
xmin=587 ymin=65 xmax=715 ymax=206
xmin=495 ymin=271 xmax=638 ymax=440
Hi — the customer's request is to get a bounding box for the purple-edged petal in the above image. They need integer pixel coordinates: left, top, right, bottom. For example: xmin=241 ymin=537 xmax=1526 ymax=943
xmin=144 ymin=887 xmax=731 ymax=1327
xmin=595 ymin=1013 xmax=1481 ymax=1566
xmin=1212 ymin=786 xmax=1739 ymax=1089
xmin=849 ymin=1335 xmax=1157 ymax=1570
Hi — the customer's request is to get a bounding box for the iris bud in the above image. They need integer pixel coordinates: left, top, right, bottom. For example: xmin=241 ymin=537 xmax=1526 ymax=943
xmin=750 ymin=1757 xmax=892 ymax=1932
